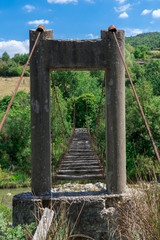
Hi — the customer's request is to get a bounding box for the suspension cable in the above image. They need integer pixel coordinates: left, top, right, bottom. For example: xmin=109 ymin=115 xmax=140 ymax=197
xmin=0 ymin=26 xmax=44 ymax=132
xmin=51 ymin=73 xmax=70 ymax=137
xmin=110 ymin=26 xmax=160 ymax=165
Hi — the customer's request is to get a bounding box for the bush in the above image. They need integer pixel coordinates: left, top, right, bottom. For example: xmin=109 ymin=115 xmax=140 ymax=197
xmin=0 ymin=91 xmax=31 ymax=174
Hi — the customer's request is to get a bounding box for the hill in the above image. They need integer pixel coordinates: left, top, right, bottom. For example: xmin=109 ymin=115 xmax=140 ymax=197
xmin=125 ymin=32 xmax=160 ymax=50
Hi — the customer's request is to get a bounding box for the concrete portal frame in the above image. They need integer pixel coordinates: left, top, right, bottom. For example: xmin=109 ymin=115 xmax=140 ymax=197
xmin=30 ymin=28 xmax=126 ymax=196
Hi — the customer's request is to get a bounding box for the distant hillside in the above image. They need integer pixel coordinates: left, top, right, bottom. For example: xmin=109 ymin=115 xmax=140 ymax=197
xmin=125 ymin=32 xmax=160 ymax=50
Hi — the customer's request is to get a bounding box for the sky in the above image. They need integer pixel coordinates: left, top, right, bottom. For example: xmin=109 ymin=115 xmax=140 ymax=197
xmin=0 ymin=0 xmax=160 ymax=57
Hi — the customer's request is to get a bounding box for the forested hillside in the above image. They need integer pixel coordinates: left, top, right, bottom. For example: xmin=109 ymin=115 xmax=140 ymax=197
xmin=126 ymin=32 xmax=160 ymax=50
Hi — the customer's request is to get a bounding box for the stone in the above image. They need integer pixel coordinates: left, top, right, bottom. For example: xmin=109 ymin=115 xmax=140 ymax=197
xmin=13 ymin=190 xmax=131 ymax=239
xmin=95 ymin=182 xmax=105 ymax=190
xmin=64 ymin=183 xmax=73 ymax=187
xmin=56 ymin=187 xmax=62 ymax=192
xmin=64 ymin=188 xmax=71 ymax=192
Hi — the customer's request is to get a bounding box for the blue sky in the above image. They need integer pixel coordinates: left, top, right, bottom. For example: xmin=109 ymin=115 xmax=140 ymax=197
xmin=0 ymin=0 xmax=160 ymax=57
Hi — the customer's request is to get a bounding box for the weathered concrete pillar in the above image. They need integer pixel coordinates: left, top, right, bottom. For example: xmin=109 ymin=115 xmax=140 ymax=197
xmin=30 ymin=29 xmax=53 ymax=195
xmin=101 ymin=30 xmax=126 ymax=194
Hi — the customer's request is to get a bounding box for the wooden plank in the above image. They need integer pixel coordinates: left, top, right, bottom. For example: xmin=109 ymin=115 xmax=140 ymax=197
xmin=33 ymin=208 xmax=54 ymax=240
xmin=61 ymin=166 xmax=101 ymax=170
xmin=65 ymin=156 xmax=96 ymax=159
xmin=61 ymin=162 xmax=99 ymax=167
xmin=53 ymin=174 xmax=105 ymax=180
xmin=57 ymin=169 xmax=102 ymax=174
xmin=62 ymin=160 xmax=98 ymax=163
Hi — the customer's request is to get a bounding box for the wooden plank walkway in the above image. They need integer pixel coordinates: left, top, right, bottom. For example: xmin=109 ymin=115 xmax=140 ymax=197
xmin=54 ymin=128 xmax=105 ymax=180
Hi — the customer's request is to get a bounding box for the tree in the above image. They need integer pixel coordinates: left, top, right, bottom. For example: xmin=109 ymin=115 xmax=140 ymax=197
xmin=145 ymin=60 xmax=160 ymax=96
xmin=2 ymin=52 xmax=10 ymax=62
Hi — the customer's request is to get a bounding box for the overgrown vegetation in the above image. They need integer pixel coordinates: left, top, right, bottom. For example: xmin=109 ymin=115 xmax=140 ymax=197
xmin=115 ymin=173 xmax=160 ymax=240
xmin=0 ymin=52 xmax=29 ymax=77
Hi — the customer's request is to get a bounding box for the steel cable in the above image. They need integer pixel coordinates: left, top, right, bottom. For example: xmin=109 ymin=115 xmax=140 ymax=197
xmin=112 ymin=31 xmax=160 ymax=165
xmin=0 ymin=31 xmax=41 ymax=132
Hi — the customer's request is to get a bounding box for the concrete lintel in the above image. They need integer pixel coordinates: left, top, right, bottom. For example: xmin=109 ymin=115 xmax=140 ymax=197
xmin=40 ymin=30 xmax=124 ymax=70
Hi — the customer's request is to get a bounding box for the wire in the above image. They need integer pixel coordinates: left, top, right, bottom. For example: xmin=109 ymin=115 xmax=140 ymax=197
xmin=0 ymin=32 xmax=41 ymax=132
xmin=113 ymin=31 xmax=160 ymax=165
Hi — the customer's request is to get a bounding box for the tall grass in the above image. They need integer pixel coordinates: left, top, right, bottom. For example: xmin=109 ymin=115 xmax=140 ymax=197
xmin=115 ymin=175 xmax=160 ymax=240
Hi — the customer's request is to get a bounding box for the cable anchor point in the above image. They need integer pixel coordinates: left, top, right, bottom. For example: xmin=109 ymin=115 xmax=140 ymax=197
xmin=37 ymin=25 xmax=46 ymax=32
xmin=108 ymin=25 xmax=117 ymax=33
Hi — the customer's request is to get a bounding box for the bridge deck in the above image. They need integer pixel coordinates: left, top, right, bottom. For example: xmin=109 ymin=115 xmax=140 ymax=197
xmin=54 ymin=128 xmax=105 ymax=180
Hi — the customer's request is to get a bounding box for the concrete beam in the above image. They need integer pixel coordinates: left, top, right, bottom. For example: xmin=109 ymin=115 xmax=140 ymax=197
xmin=41 ymin=31 xmax=123 ymax=70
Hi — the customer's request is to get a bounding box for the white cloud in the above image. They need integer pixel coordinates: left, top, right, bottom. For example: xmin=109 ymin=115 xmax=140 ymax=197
xmin=119 ymin=12 xmax=128 ymax=18
xmin=28 ymin=19 xmax=50 ymax=25
xmin=0 ymin=40 xmax=29 ymax=58
xmin=115 ymin=0 xmax=126 ymax=4
xmin=114 ymin=4 xmax=131 ymax=13
xmin=125 ymin=28 xmax=145 ymax=37
xmin=141 ymin=9 xmax=152 ymax=15
xmin=47 ymin=0 xmax=77 ymax=3
xmin=152 ymin=9 xmax=160 ymax=18
xmin=85 ymin=0 xmax=95 ymax=3
xmin=23 ymin=5 xmax=35 ymax=12
xmin=86 ymin=33 xmax=98 ymax=39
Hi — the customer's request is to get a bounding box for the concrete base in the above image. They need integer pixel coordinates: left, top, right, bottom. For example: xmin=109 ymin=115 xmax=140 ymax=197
xmin=13 ymin=189 xmax=132 ymax=240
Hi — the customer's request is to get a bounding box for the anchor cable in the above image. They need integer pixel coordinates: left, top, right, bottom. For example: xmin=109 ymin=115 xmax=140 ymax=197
xmin=0 ymin=27 xmax=43 ymax=132
xmin=110 ymin=27 xmax=160 ymax=165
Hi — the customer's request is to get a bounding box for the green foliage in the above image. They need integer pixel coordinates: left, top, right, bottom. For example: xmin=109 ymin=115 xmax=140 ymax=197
xmin=67 ymin=93 xmax=97 ymax=129
xmin=0 ymin=52 xmax=29 ymax=77
xmin=52 ymin=70 xmax=103 ymax=102
xmin=12 ymin=53 xmax=29 ymax=65
xmin=126 ymin=32 xmax=160 ymax=50
xmin=126 ymin=79 xmax=160 ymax=179
xmin=144 ymin=60 xmax=160 ymax=95
xmin=0 ymin=168 xmax=30 ymax=188
xmin=2 ymin=52 xmax=10 ymax=62
xmin=125 ymin=46 xmax=135 ymax=69
xmin=76 ymin=93 xmax=97 ymax=129
xmin=0 ymin=91 xmax=31 ymax=174
xmin=0 ymin=219 xmax=36 ymax=240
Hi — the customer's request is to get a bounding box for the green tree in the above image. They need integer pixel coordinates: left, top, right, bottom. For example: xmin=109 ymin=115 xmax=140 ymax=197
xmin=0 ymin=91 xmax=31 ymax=173
xmin=2 ymin=52 xmax=10 ymax=62
xmin=126 ymin=79 xmax=160 ymax=178
xmin=144 ymin=60 xmax=160 ymax=96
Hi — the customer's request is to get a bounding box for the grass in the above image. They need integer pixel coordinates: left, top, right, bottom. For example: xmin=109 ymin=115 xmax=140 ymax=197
xmin=0 ymin=168 xmax=31 ymax=189
xmin=0 ymin=177 xmax=159 ymax=239
xmin=0 ymin=77 xmax=30 ymax=99
xmin=0 ymin=198 xmax=95 ymax=240
xmin=115 ymin=176 xmax=160 ymax=240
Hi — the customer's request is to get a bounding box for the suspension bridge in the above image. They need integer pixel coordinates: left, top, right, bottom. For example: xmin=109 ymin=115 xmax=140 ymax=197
xmin=53 ymin=128 xmax=105 ymax=181
xmin=0 ymin=24 xmax=159 ymax=199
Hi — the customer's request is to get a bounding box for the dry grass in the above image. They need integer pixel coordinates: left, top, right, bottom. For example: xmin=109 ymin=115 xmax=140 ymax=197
xmin=32 ymin=201 xmax=95 ymax=240
xmin=0 ymin=77 xmax=30 ymax=99
xmin=115 ymin=180 xmax=160 ymax=240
